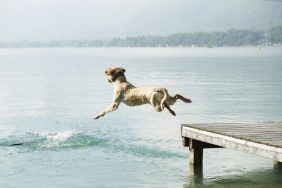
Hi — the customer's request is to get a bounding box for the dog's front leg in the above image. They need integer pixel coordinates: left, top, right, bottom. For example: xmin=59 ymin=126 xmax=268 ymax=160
xmin=94 ymin=91 xmax=122 ymax=120
xmin=94 ymin=102 xmax=119 ymax=119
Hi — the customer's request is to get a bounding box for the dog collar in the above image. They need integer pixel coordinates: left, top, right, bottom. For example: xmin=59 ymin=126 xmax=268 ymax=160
xmin=112 ymin=71 xmax=125 ymax=82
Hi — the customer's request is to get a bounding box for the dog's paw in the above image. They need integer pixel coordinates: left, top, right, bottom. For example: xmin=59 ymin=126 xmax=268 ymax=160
xmin=94 ymin=115 xmax=101 ymax=120
xmin=184 ymin=98 xmax=192 ymax=103
xmin=168 ymin=109 xmax=176 ymax=116
xmin=94 ymin=112 xmax=106 ymax=120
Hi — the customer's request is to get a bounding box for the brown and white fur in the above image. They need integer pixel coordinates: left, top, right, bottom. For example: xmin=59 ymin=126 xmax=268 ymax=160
xmin=94 ymin=67 xmax=192 ymax=119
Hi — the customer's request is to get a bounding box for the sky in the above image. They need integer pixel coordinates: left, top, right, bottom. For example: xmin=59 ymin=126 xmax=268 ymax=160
xmin=0 ymin=0 xmax=282 ymax=41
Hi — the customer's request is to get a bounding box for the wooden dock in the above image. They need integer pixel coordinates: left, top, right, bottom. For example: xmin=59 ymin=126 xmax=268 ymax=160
xmin=181 ymin=122 xmax=282 ymax=168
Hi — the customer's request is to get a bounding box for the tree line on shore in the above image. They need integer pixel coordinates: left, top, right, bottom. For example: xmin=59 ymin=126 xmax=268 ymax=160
xmin=1 ymin=25 xmax=281 ymax=48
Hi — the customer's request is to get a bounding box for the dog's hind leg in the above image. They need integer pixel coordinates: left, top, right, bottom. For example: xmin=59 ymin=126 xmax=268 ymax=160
xmin=163 ymin=102 xmax=176 ymax=116
xmin=167 ymin=95 xmax=177 ymax=105
xmin=150 ymin=91 xmax=163 ymax=112
xmin=155 ymin=88 xmax=169 ymax=110
xmin=167 ymin=94 xmax=192 ymax=105
xmin=175 ymin=94 xmax=192 ymax=103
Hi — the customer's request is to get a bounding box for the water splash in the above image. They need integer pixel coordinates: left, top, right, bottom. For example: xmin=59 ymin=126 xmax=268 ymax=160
xmin=0 ymin=131 xmax=107 ymax=150
xmin=0 ymin=131 xmax=186 ymax=159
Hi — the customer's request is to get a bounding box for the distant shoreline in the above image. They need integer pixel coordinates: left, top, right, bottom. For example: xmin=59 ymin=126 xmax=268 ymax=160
xmin=1 ymin=26 xmax=281 ymax=49
xmin=0 ymin=46 xmax=281 ymax=49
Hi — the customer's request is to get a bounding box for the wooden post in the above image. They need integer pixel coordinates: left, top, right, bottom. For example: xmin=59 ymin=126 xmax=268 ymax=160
xmin=274 ymin=161 xmax=282 ymax=170
xmin=189 ymin=164 xmax=203 ymax=185
xmin=182 ymin=135 xmax=222 ymax=166
xmin=189 ymin=139 xmax=203 ymax=165
xmin=188 ymin=139 xmax=204 ymax=185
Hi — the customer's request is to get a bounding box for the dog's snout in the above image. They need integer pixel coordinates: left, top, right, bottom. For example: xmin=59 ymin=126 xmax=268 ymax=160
xmin=105 ymin=71 xmax=108 ymax=74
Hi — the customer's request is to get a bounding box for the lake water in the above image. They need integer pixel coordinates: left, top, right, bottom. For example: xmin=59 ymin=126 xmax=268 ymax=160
xmin=0 ymin=47 xmax=281 ymax=188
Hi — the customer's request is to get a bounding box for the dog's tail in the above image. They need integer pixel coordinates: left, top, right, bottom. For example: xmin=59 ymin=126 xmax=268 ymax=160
xmin=159 ymin=88 xmax=169 ymax=110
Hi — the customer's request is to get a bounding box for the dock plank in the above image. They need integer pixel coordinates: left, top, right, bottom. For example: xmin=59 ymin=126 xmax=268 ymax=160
xmin=181 ymin=122 xmax=282 ymax=162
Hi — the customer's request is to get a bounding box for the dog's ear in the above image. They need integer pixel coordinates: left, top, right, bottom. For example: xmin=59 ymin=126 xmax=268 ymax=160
xmin=120 ymin=67 xmax=126 ymax=73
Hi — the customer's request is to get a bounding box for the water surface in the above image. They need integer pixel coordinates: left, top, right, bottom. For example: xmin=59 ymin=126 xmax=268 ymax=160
xmin=0 ymin=47 xmax=281 ymax=187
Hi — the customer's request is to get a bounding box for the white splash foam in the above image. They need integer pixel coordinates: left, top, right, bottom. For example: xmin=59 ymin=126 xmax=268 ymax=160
xmin=46 ymin=131 xmax=75 ymax=142
xmin=38 ymin=131 xmax=76 ymax=148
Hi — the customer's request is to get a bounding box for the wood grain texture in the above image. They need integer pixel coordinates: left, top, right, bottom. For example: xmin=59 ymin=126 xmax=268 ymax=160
xmin=181 ymin=122 xmax=282 ymax=162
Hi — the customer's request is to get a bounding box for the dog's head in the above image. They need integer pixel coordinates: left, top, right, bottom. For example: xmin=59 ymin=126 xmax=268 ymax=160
xmin=105 ymin=67 xmax=126 ymax=83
